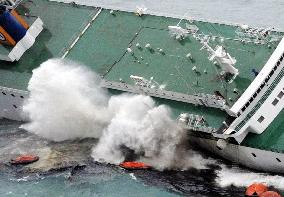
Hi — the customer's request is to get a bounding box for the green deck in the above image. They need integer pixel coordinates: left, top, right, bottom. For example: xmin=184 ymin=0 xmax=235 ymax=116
xmin=0 ymin=0 xmax=97 ymax=89
xmin=67 ymin=10 xmax=278 ymax=107
xmin=0 ymin=0 xmax=284 ymax=152
xmin=0 ymin=44 xmax=10 ymax=56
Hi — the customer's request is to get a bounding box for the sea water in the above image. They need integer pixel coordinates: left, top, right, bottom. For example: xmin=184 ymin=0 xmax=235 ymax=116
xmin=1 ymin=0 xmax=284 ymax=196
xmin=52 ymin=0 xmax=284 ymax=31
xmin=1 ymin=120 xmax=284 ymax=197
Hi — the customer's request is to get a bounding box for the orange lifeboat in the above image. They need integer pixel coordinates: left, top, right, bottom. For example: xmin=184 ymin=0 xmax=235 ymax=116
xmin=119 ymin=161 xmax=151 ymax=170
xmin=259 ymin=191 xmax=281 ymax=197
xmin=10 ymin=154 xmax=39 ymax=165
xmin=245 ymin=183 xmax=268 ymax=196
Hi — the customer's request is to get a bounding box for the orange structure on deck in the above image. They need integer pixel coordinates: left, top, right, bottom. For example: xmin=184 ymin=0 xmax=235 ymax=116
xmin=0 ymin=26 xmax=16 ymax=46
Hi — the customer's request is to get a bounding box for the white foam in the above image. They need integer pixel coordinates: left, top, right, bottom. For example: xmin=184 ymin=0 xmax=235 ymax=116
xmin=22 ymin=58 xmax=215 ymax=170
xmin=92 ymin=94 xmax=186 ymax=170
xmin=21 ymin=59 xmax=110 ymax=141
xmin=216 ymin=165 xmax=284 ymax=189
xmin=129 ymin=173 xmax=137 ymax=180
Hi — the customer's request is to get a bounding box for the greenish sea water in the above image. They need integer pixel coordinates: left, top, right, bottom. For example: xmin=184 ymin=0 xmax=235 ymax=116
xmin=0 ymin=120 xmax=247 ymax=197
xmin=2 ymin=120 xmax=283 ymax=197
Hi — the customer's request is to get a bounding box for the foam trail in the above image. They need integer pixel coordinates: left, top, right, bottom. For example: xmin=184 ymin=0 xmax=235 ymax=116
xmin=216 ymin=165 xmax=284 ymax=189
xmin=22 ymin=58 xmax=214 ymax=170
xmin=21 ymin=59 xmax=110 ymax=141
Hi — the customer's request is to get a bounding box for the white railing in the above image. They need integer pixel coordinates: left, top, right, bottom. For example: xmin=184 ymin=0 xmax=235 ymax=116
xmin=100 ymin=79 xmax=229 ymax=110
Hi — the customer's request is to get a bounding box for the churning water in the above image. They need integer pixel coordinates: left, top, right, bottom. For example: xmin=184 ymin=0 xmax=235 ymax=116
xmin=1 ymin=0 xmax=284 ymax=195
xmin=1 ymin=59 xmax=284 ymax=196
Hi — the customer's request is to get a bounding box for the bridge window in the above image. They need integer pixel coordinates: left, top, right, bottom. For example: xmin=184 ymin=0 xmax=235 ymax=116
xmin=269 ymin=70 xmax=274 ymax=77
xmin=272 ymin=98 xmax=279 ymax=106
xmin=278 ymin=91 xmax=284 ymax=99
xmin=257 ymin=116 xmax=265 ymax=123
xmin=274 ymin=65 xmax=278 ymax=71
xmin=260 ymin=83 xmax=265 ymax=89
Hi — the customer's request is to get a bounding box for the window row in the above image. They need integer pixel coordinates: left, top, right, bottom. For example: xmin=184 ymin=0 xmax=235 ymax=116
xmin=238 ymin=52 xmax=284 ymax=116
xmin=257 ymin=89 xmax=284 ymax=123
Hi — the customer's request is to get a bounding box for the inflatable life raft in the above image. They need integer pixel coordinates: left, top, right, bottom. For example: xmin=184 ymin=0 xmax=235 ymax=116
xmin=10 ymin=154 xmax=39 ymax=165
xmin=119 ymin=161 xmax=151 ymax=170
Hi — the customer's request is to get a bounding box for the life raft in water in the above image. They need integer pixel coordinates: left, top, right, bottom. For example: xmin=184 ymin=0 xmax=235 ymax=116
xmin=259 ymin=191 xmax=281 ymax=197
xmin=119 ymin=161 xmax=151 ymax=170
xmin=10 ymin=154 xmax=39 ymax=165
xmin=245 ymin=183 xmax=268 ymax=196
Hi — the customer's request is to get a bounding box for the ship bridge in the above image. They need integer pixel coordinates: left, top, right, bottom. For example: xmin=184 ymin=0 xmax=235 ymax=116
xmin=213 ymin=37 xmax=284 ymax=143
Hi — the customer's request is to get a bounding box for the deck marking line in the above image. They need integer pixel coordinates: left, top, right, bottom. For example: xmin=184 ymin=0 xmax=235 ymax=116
xmin=62 ymin=8 xmax=102 ymax=58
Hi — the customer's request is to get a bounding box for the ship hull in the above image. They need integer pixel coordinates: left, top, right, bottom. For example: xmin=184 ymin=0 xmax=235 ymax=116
xmin=189 ymin=134 xmax=284 ymax=173
xmin=1 ymin=86 xmax=284 ymax=173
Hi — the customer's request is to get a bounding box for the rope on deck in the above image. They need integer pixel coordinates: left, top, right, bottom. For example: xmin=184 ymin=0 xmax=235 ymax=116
xmin=61 ymin=8 xmax=102 ymax=59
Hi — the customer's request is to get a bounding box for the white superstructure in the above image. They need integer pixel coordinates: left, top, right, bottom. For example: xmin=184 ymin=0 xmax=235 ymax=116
xmin=213 ymin=37 xmax=284 ymax=143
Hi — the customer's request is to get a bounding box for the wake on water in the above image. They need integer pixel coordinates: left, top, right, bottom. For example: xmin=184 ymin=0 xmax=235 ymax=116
xmin=216 ymin=165 xmax=284 ymax=189
xmin=21 ymin=59 xmax=284 ymax=188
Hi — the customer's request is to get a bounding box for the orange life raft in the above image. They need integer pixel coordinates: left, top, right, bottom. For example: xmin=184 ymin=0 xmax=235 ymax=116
xmin=245 ymin=183 xmax=268 ymax=196
xmin=259 ymin=191 xmax=281 ymax=197
xmin=119 ymin=161 xmax=151 ymax=170
xmin=10 ymin=154 xmax=39 ymax=165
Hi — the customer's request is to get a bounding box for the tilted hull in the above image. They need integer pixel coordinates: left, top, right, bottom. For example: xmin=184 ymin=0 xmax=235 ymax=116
xmin=189 ymin=134 xmax=284 ymax=173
